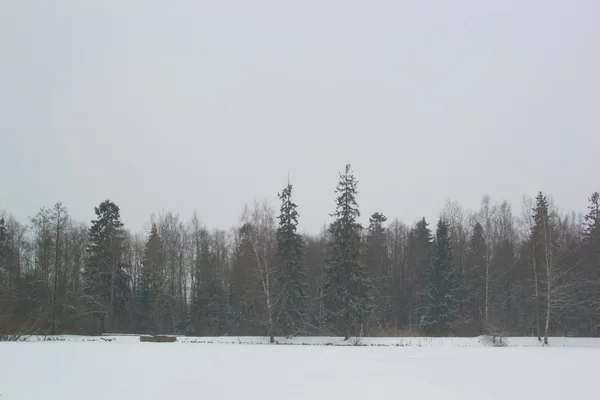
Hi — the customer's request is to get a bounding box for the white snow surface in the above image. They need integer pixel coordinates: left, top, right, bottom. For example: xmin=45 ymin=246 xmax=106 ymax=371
xmin=1 ymin=335 xmax=598 ymax=399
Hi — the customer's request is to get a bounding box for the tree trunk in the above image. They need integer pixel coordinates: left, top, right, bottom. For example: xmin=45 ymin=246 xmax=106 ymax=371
xmin=344 ymin=316 xmax=350 ymax=341
xmin=485 ymin=261 xmax=489 ymax=328
xmin=484 ymin=227 xmax=492 ymax=331
xmin=531 ymin=239 xmax=541 ymax=342
xmin=250 ymin=238 xmax=275 ymax=344
xmin=544 ymin=276 xmax=551 ymax=345
xmin=318 ymin=273 xmax=324 ymax=328
xmin=109 ymin=261 xmax=115 ymax=332
xmin=543 ymin=218 xmax=552 ymax=346
xmin=265 ymin=275 xmax=274 ymax=344
xmin=51 ymin=221 xmax=60 ymax=335
xmin=62 ymin=234 xmax=70 ymax=330
xmin=533 ymin=257 xmax=541 ymax=342
xmin=399 ymin=243 xmax=407 ymax=328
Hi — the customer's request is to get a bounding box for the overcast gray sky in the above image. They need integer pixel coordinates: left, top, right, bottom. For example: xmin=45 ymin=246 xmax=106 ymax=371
xmin=1 ymin=0 xmax=599 ymax=234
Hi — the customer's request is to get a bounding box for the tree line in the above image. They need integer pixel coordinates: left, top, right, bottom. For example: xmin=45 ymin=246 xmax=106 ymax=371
xmin=1 ymin=165 xmax=599 ymax=342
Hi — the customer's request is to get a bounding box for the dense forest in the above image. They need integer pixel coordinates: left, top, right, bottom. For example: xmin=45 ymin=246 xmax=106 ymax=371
xmin=1 ymin=164 xmax=599 ymax=342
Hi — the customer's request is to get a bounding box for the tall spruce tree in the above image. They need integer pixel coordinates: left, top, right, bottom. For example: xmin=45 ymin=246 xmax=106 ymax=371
xmin=207 ymin=276 xmax=230 ymax=335
xmin=421 ymin=217 xmax=458 ymax=335
xmin=137 ymin=223 xmax=163 ymax=333
xmin=324 ymin=164 xmax=371 ymax=340
xmin=531 ymin=192 xmax=551 ymax=342
xmin=85 ymin=200 xmax=130 ymax=332
xmin=365 ymin=212 xmax=390 ymax=329
xmin=275 ymin=181 xmax=307 ymax=337
xmin=406 ymin=218 xmax=431 ymax=328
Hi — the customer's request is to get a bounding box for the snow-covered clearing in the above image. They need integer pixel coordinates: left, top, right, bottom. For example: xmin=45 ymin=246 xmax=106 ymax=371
xmin=1 ymin=336 xmax=598 ymax=399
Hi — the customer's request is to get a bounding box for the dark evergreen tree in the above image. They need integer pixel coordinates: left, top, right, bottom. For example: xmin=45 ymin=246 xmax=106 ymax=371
xmin=303 ymin=230 xmax=328 ymax=330
xmin=323 ymin=164 xmax=371 ymax=340
xmin=191 ymin=232 xmax=212 ymax=335
xmin=532 ymin=193 xmax=551 ymax=245
xmin=0 ymin=219 xmax=15 ymax=324
xmin=421 ymin=218 xmax=459 ymax=335
xmin=0 ymin=218 xmax=13 ymax=287
xmin=85 ymin=200 xmax=130 ymax=332
xmin=207 ymin=277 xmax=230 ymax=335
xmin=0 ymin=218 xmax=7 ymax=273
xmin=0 ymin=218 xmax=9 ymax=328
xmin=580 ymin=192 xmax=600 ymax=334
xmin=405 ymin=218 xmax=431 ymax=328
xmin=584 ymin=192 xmax=600 ymax=253
xmin=490 ymin=230 xmax=517 ymax=334
xmin=229 ymin=223 xmax=257 ymax=335
xmin=137 ymin=223 xmax=163 ymax=333
xmin=530 ymin=192 xmax=551 ymax=341
xmin=365 ymin=212 xmax=390 ymax=329
xmin=0 ymin=218 xmax=21 ymax=335
xmin=465 ymin=222 xmax=486 ymax=331
xmin=275 ymin=181 xmax=307 ymax=338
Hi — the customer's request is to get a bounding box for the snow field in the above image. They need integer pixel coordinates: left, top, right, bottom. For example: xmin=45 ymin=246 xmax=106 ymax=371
xmin=1 ymin=337 xmax=598 ymax=399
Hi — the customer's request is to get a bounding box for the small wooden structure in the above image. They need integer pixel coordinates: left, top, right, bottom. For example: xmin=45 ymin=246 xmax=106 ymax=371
xmin=140 ymin=335 xmax=177 ymax=343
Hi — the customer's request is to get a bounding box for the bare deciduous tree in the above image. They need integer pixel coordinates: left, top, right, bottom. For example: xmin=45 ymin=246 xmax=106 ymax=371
xmin=386 ymin=218 xmax=409 ymax=330
xmin=241 ymin=200 xmax=277 ymax=343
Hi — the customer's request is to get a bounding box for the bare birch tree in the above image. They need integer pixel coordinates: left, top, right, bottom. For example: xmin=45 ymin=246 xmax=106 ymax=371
xmin=241 ymin=200 xmax=277 ymax=343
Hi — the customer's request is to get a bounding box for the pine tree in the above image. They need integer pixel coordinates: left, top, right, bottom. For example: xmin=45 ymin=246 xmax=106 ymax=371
xmin=85 ymin=200 xmax=130 ymax=332
xmin=421 ymin=217 xmax=458 ymax=335
xmin=275 ymin=181 xmax=307 ymax=338
xmin=324 ymin=164 xmax=371 ymax=340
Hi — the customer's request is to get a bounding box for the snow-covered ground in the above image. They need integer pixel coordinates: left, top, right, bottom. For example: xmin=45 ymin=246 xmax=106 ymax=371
xmin=1 ymin=336 xmax=598 ymax=399
xmin=13 ymin=334 xmax=600 ymax=347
